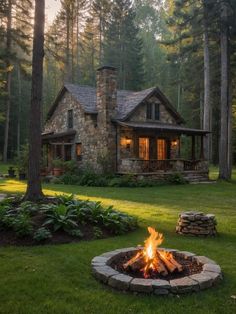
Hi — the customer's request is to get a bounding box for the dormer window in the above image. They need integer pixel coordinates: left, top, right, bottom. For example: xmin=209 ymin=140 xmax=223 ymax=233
xmin=67 ymin=109 xmax=73 ymax=129
xmin=146 ymin=103 xmax=160 ymax=121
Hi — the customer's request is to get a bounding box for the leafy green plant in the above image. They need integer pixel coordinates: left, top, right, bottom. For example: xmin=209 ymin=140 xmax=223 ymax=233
xmin=17 ymin=201 xmax=39 ymax=215
xmin=33 ymin=227 xmax=52 ymax=242
xmin=60 ymin=174 xmax=80 ymax=185
xmin=166 ymin=172 xmax=188 ymax=185
xmin=12 ymin=213 xmax=33 ymax=237
xmin=93 ymin=226 xmax=103 ymax=239
xmin=67 ymin=228 xmax=83 ymax=238
xmin=57 ymin=194 xmax=75 ymax=206
xmin=63 ymin=160 xmax=78 ymax=174
xmin=43 ymin=204 xmax=78 ymax=232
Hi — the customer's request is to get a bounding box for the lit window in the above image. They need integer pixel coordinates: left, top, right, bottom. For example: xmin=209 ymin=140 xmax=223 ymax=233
xmin=76 ymin=143 xmax=82 ymax=160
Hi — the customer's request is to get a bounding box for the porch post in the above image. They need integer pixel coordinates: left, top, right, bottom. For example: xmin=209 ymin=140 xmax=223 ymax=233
xmin=200 ymin=135 xmax=205 ymax=160
xmin=191 ymin=135 xmax=195 ymax=160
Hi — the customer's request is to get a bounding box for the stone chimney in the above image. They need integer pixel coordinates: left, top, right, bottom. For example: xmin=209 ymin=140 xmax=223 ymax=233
xmin=96 ymin=66 xmax=118 ymax=172
xmin=96 ymin=65 xmax=117 ymax=120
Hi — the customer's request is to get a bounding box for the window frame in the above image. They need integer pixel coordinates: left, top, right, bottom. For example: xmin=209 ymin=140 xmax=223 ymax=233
xmin=146 ymin=102 xmax=160 ymax=121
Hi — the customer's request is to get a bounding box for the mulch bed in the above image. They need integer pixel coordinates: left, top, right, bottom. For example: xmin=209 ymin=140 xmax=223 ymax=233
xmin=0 ymin=197 xmax=112 ymax=246
xmin=110 ymin=251 xmax=203 ymax=280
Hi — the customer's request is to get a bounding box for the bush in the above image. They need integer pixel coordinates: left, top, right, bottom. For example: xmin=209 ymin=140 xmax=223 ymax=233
xmin=33 ymin=227 xmax=52 ymax=242
xmin=75 ymin=199 xmax=138 ymax=235
xmin=50 ymin=177 xmax=63 ymax=184
xmin=67 ymin=228 xmax=83 ymax=238
xmin=60 ymin=174 xmax=80 ymax=185
xmin=166 ymin=172 xmax=188 ymax=185
xmin=93 ymin=226 xmax=103 ymax=239
xmin=43 ymin=204 xmax=78 ymax=232
xmin=17 ymin=201 xmax=39 ymax=215
xmin=12 ymin=213 xmax=33 ymax=237
xmin=63 ymin=160 xmax=78 ymax=174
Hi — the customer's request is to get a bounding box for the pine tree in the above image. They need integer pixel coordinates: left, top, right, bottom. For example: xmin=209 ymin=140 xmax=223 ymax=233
xmin=103 ymin=0 xmax=144 ymax=90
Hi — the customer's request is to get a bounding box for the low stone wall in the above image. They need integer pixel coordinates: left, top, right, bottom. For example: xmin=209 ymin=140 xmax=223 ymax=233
xmin=176 ymin=212 xmax=217 ymax=236
xmin=91 ymin=247 xmax=222 ymax=295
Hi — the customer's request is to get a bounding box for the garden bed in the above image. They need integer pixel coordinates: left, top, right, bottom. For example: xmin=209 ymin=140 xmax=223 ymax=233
xmin=0 ymin=195 xmax=138 ymax=246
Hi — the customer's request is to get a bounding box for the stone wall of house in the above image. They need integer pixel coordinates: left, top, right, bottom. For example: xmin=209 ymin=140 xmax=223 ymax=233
xmin=44 ymin=91 xmax=100 ymax=170
xmin=44 ymin=66 xmax=119 ymax=173
xmin=129 ymin=96 xmax=177 ymax=124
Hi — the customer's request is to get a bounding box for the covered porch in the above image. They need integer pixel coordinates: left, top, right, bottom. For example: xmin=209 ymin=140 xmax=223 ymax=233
xmin=116 ymin=121 xmax=209 ymax=175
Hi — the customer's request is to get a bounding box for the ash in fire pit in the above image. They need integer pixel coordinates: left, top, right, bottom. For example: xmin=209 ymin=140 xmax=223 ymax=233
xmin=92 ymin=227 xmax=222 ymax=295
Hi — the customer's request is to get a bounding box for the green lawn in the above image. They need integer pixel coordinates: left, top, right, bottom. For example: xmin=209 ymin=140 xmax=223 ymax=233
xmin=0 ymin=166 xmax=235 ymax=314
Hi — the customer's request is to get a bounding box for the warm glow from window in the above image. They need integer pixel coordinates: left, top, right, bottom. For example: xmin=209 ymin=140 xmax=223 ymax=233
xmin=139 ymin=138 xmax=149 ymax=160
xmin=76 ymin=143 xmax=82 ymax=159
xmin=157 ymin=139 xmax=166 ymax=160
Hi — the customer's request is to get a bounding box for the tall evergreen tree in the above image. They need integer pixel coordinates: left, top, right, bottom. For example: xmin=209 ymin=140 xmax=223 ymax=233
xmin=103 ymin=0 xmax=144 ymax=90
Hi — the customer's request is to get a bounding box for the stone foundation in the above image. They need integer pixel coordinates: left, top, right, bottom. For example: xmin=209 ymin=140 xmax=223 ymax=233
xmin=176 ymin=212 xmax=217 ymax=236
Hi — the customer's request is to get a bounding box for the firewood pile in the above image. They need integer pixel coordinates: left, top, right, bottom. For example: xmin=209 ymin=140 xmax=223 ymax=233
xmin=176 ymin=211 xmax=217 ymax=236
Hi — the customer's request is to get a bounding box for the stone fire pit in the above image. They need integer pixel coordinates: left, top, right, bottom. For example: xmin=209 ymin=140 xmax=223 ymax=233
xmin=176 ymin=212 xmax=217 ymax=236
xmin=92 ymin=247 xmax=222 ymax=295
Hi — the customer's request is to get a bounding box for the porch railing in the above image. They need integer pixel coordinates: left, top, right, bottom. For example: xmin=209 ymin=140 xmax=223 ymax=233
xmin=118 ymin=159 xmax=208 ymax=173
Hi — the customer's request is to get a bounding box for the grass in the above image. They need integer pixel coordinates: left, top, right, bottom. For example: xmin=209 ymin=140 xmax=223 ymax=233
xmin=0 ymin=164 xmax=236 ymax=314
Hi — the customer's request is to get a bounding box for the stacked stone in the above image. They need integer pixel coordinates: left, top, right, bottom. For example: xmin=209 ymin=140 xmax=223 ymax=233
xmin=176 ymin=211 xmax=217 ymax=236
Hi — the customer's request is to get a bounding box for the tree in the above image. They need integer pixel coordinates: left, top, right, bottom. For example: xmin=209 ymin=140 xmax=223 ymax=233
xmin=103 ymin=0 xmax=144 ymax=90
xmin=219 ymin=1 xmax=231 ymax=179
xmin=24 ymin=0 xmax=45 ymax=201
xmin=3 ymin=0 xmax=12 ymax=162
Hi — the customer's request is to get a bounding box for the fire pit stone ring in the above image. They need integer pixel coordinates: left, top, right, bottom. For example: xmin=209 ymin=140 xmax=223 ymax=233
xmin=92 ymin=247 xmax=222 ymax=295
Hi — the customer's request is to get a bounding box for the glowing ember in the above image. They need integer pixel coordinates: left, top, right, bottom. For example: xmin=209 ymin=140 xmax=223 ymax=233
xmin=123 ymin=227 xmax=183 ymax=278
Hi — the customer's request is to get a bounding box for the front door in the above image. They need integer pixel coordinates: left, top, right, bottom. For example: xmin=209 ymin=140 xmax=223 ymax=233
xmin=157 ymin=139 xmax=167 ymax=160
xmin=139 ymin=137 xmax=149 ymax=160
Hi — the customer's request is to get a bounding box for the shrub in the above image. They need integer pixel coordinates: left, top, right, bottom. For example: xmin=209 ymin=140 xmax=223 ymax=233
xmin=50 ymin=177 xmax=63 ymax=184
xmin=63 ymin=160 xmax=78 ymax=174
xmin=60 ymin=174 xmax=80 ymax=185
xmin=75 ymin=200 xmax=138 ymax=235
xmin=166 ymin=172 xmax=188 ymax=185
xmin=67 ymin=228 xmax=83 ymax=238
xmin=43 ymin=204 xmax=78 ymax=232
xmin=93 ymin=226 xmax=103 ymax=239
xmin=12 ymin=213 xmax=33 ymax=237
xmin=17 ymin=201 xmax=39 ymax=215
xmin=33 ymin=227 xmax=52 ymax=242
xmin=108 ymin=175 xmax=138 ymax=187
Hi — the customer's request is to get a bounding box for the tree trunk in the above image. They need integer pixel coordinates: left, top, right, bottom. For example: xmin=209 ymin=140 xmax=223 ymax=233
xmin=3 ymin=0 xmax=12 ymax=163
xmin=17 ymin=63 xmax=21 ymax=157
xmin=203 ymin=0 xmax=211 ymax=161
xmin=219 ymin=1 xmax=231 ymax=180
xmin=24 ymin=0 xmax=45 ymax=201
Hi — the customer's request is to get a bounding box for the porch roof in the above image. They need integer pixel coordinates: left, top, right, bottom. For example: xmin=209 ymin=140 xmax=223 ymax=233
xmin=42 ymin=129 xmax=76 ymax=140
xmin=116 ymin=121 xmax=210 ymax=135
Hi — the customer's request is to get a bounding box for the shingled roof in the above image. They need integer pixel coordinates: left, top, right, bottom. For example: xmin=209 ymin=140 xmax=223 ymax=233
xmin=46 ymin=83 xmax=184 ymax=123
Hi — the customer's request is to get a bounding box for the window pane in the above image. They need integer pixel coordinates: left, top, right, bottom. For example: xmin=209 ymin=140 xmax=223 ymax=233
xmin=146 ymin=103 xmax=152 ymax=119
xmin=68 ymin=110 xmax=73 ymax=129
xmin=139 ymin=138 xmax=149 ymax=160
xmin=76 ymin=143 xmax=82 ymax=160
xmin=157 ymin=139 xmax=166 ymax=160
xmin=155 ymin=104 xmax=160 ymax=120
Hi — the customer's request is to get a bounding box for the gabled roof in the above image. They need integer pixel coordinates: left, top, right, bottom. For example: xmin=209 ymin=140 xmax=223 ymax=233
xmin=46 ymin=83 xmax=184 ymax=124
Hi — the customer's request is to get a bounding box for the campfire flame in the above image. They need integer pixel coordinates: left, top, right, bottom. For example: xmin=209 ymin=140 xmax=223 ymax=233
xmin=123 ymin=227 xmax=183 ymax=278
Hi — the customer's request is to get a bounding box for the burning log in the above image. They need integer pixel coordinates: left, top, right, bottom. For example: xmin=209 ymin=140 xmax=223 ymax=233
xmin=123 ymin=227 xmax=183 ymax=278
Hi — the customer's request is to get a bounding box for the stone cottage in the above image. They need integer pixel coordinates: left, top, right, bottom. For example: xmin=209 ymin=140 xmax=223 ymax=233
xmin=42 ymin=66 xmax=209 ymax=181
